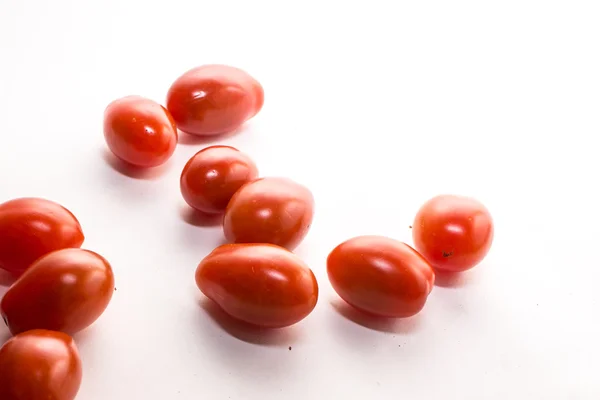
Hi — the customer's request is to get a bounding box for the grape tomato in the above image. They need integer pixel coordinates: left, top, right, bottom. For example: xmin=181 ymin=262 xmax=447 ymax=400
xmin=196 ymin=243 xmax=318 ymax=328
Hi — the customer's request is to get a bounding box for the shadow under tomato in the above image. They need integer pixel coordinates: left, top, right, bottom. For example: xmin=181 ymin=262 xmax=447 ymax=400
xmin=179 ymin=205 xmax=223 ymax=227
xmin=177 ymin=125 xmax=246 ymax=146
xmin=72 ymin=324 xmax=99 ymax=347
xmin=0 ymin=329 xmax=10 ymax=345
xmin=0 ymin=314 xmax=11 ymax=344
xmin=199 ymin=298 xmax=301 ymax=347
xmin=0 ymin=270 xmax=15 ymax=287
xmin=101 ymin=148 xmax=170 ymax=180
xmin=434 ymin=268 xmax=478 ymax=289
xmin=330 ymin=298 xmax=423 ymax=334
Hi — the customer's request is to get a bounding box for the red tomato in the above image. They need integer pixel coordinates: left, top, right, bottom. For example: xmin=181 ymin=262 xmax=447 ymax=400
xmin=0 ymin=329 xmax=82 ymax=400
xmin=412 ymin=194 xmax=494 ymax=272
xmin=196 ymin=243 xmax=319 ymax=328
xmin=166 ymin=64 xmax=264 ymax=136
xmin=327 ymin=236 xmax=435 ymax=318
xmin=0 ymin=198 xmax=84 ymax=276
xmin=1 ymin=248 xmax=115 ymax=335
xmin=104 ymin=95 xmax=178 ymax=167
xmin=180 ymin=146 xmax=258 ymax=214
xmin=223 ymin=177 xmax=314 ymax=250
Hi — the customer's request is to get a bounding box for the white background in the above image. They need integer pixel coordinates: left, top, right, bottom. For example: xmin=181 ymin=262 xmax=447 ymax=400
xmin=1 ymin=1 xmax=599 ymax=399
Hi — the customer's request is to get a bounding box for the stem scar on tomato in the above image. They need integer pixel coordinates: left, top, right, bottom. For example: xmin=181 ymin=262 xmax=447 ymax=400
xmin=442 ymin=251 xmax=453 ymax=258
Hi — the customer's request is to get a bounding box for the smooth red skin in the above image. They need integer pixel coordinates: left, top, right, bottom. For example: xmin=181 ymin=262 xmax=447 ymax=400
xmin=0 ymin=329 xmax=82 ymax=400
xmin=412 ymin=195 xmax=494 ymax=272
xmin=1 ymin=248 xmax=115 ymax=335
xmin=223 ymin=177 xmax=314 ymax=250
xmin=196 ymin=243 xmax=319 ymax=328
xmin=166 ymin=64 xmax=264 ymax=136
xmin=180 ymin=146 xmax=259 ymax=214
xmin=327 ymin=236 xmax=435 ymax=318
xmin=0 ymin=198 xmax=84 ymax=276
xmin=104 ymin=95 xmax=178 ymax=167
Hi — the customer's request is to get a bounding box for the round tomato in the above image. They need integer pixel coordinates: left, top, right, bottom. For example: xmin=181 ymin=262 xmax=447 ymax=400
xmin=103 ymin=95 xmax=178 ymax=167
xmin=0 ymin=329 xmax=82 ymax=400
xmin=327 ymin=236 xmax=435 ymax=318
xmin=166 ymin=64 xmax=264 ymax=136
xmin=180 ymin=146 xmax=258 ymax=214
xmin=1 ymin=248 xmax=115 ymax=335
xmin=196 ymin=243 xmax=318 ymax=328
xmin=0 ymin=198 xmax=84 ymax=276
xmin=223 ymin=177 xmax=314 ymax=250
xmin=412 ymin=194 xmax=494 ymax=272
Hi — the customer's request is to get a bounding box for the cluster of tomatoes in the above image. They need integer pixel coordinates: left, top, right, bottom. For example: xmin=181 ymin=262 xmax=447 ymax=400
xmin=0 ymin=64 xmax=494 ymax=399
xmin=0 ymin=198 xmax=113 ymax=399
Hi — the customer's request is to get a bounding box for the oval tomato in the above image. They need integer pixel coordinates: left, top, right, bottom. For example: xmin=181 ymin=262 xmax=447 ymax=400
xmin=327 ymin=236 xmax=435 ymax=318
xmin=104 ymin=95 xmax=178 ymax=167
xmin=166 ymin=64 xmax=264 ymax=136
xmin=0 ymin=198 xmax=84 ymax=276
xmin=0 ymin=329 xmax=82 ymax=400
xmin=180 ymin=145 xmax=258 ymax=214
xmin=1 ymin=248 xmax=115 ymax=335
xmin=223 ymin=177 xmax=314 ymax=250
xmin=196 ymin=243 xmax=318 ymax=328
xmin=412 ymin=195 xmax=494 ymax=272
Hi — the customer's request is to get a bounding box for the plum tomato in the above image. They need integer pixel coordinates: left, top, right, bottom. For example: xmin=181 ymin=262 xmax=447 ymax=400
xmin=1 ymin=248 xmax=115 ymax=335
xmin=0 ymin=198 xmax=84 ymax=276
xmin=223 ymin=177 xmax=314 ymax=250
xmin=327 ymin=236 xmax=435 ymax=318
xmin=103 ymin=95 xmax=178 ymax=167
xmin=180 ymin=145 xmax=258 ymax=214
xmin=166 ymin=64 xmax=264 ymax=136
xmin=196 ymin=243 xmax=319 ymax=328
xmin=412 ymin=194 xmax=494 ymax=272
xmin=0 ymin=329 xmax=82 ymax=400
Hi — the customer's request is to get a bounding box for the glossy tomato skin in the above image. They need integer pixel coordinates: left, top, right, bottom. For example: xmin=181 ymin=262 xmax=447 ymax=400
xmin=196 ymin=243 xmax=319 ymax=328
xmin=0 ymin=329 xmax=82 ymax=400
xmin=0 ymin=198 xmax=84 ymax=276
xmin=104 ymin=95 xmax=178 ymax=167
xmin=327 ymin=236 xmax=435 ymax=318
xmin=412 ymin=195 xmax=494 ymax=272
xmin=166 ymin=64 xmax=264 ymax=136
xmin=223 ymin=177 xmax=314 ymax=250
xmin=1 ymin=248 xmax=115 ymax=335
xmin=180 ymin=146 xmax=258 ymax=214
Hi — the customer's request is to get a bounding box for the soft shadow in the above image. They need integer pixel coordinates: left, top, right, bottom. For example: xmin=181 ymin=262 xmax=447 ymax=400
xmin=177 ymin=125 xmax=246 ymax=146
xmin=0 ymin=314 xmax=11 ymax=344
xmin=330 ymin=298 xmax=422 ymax=334
xmin=101 ymin=149 xmax=170 ymax=180
xmin=434 ymin=269 xmax=477 ymax=288
xmin=72 ymin=325 xmax=98 ymax=348
xmin=0 ymin=270 xmax=15 ymax=287
xmin=179 ymin=205 xmax=223 ymax=227
xmin=0 ymin=329 xmax=10 ymax=344
xmin=292 ymin=240 xmax=314 ymax=261
xmin=199 ymin=297 xmax=301 ymax=347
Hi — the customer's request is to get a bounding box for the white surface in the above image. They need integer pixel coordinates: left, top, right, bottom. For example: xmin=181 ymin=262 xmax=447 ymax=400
xmin=1 ymin=1 xmax=599 ymax=399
